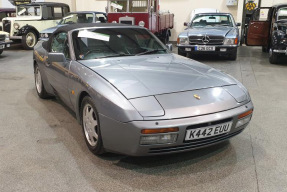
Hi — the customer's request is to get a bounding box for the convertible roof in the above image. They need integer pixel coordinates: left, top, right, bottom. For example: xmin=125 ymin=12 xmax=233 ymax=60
xmin=20 ymin=2 xmax=69 ymax=7
xmin=68 ymin=11 xmax=106 ymax=14
xmin=55 ymin=23 xmax=141 ymax=33
xmin=273 ymin=4 xmax=287 ymax=9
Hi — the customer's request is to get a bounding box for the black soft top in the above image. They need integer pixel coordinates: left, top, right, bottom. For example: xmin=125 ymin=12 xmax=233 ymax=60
xmin=273 ymin=4 xmax=287 ymax=9
xmin=18 ymin=2 xmax=69 ymax=7
xmin=54 ymin=23 xmax=141 ymax=33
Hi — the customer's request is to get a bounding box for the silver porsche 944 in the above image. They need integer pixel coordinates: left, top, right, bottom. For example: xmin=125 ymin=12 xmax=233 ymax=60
xmin=33 ymin=23 xmax=253 ymax=156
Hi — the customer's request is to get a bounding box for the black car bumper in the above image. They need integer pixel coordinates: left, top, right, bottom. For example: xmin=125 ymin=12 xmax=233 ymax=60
xmin=178 ymin=45 xmax=238 ymax=55
xmin=0 ymin=41 xmax=11 ymax=50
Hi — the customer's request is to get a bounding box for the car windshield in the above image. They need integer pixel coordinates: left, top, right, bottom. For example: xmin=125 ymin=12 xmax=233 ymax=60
xmin=72 ymin=28 xmax=167 ymax=60
xmin=277 ymin=7 xmax=287 ymax=21
xmin=191 ymin=15 xmax=233 ymax=27
xmin=109 ymin=0 xmax=148 ymax=13
xmin=59 ymin=13 xmax=107 ymax=24
xmin=17 ymin=6 xmax=40 ymax=16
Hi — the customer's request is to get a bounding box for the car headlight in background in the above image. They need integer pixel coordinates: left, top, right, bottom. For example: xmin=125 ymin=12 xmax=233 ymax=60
xmin=13 ymin=23 xmax=20 ymax=30
xmin=40 ymin=33 xmax=49 ymax=38
xmin=112 ymin=21 xmax=117 ymax=23
xmin=140 ymin=127 xmax=179 ymax=145
xmin=139 ymin=21 xmax=145 ymax=27
xmin=177 ymin=37 xmax=189 ymax=45
xmin=224 ymin=38 xmax=238 ymax=45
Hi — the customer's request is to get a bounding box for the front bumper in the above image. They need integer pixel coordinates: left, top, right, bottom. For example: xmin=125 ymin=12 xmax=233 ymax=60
xmin=0 ymin=41 xmax=12 ymax=49
xmin=178 ymin=44 xmax=238 ymax=55
xmin=100 ymin=101 xmax=253 ymax=156
xmin=10 ymin=36 xmax=23 ymax=40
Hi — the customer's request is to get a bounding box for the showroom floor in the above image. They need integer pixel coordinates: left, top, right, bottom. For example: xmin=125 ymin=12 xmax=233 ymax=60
xmin=1 ymin=45 xmax=287 ymax=192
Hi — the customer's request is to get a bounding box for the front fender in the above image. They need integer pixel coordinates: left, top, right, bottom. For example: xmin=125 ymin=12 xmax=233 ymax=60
xmin=18 ymin=25 xmax=39 ymax=36
xmin=69 ymin=61 xmax=143 ymax=123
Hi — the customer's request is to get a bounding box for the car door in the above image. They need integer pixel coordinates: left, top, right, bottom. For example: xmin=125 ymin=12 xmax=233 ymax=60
xmin=246 ymin=7 xmax=272 ymax=46
xmin=46 ymin=32 xmax=73 ymax=108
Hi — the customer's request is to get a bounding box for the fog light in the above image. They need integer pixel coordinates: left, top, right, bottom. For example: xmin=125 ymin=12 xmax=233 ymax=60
xmin=140 ymin=134 xmax=178 ymax=145
xmin=236 ymin=116 xmax=252 ymax=128
xmin=220 ymin=48 xmax=227 ymax=52
xmin=44 ymin=33 xmax=49 ymax=38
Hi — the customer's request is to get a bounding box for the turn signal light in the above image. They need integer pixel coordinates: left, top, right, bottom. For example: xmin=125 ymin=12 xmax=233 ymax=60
xmin=238 ymin=109 xmax=253 ymax=119
xmin=234 ymin=38 xmax=238 ymax=45
xmin=141 ymin=127 xmax=179 ymax=134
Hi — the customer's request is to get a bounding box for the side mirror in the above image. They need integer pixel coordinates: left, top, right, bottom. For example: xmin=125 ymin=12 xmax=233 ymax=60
xmin=236 ymin=23 xmax=241 ymax=27
xmin=166 ymin=44 xmax=173 ymax=51
xmin=48 ymin=52 xmax=67 ymax=64
xmin=184 ymin=22 xmax=190 ymax=26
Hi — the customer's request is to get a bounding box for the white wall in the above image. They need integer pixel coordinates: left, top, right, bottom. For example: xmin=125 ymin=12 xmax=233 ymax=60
xmin=8 ymin=0 xmax=286 ymax=41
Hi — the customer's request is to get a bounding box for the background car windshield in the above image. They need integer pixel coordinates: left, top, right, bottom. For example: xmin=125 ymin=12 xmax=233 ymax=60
xmin=109 ymin=0 xmax=148 ymax=13
xmin=73 ymin=28 xmax=166 ymax=60
xmin=191 ymin=15 xmax=233 ymax=27
xmin=17 ymin=6 xmax=40 ymax=16
xmin=278 ymin=7 xmax=287 ymax=21
xmin=59 ymin=13 xmax=106 ymax=24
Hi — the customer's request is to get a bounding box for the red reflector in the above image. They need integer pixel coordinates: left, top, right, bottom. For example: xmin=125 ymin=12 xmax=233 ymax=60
xmin=238 ymin=110 xmax=253 ymax=119
xmin=141 ymin=127 xmax=179 ymax=134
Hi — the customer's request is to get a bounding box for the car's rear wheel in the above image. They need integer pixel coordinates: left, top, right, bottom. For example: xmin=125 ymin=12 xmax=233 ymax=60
xmin=22 ymin=30 xmax=38 ymax=50
xmin=269 ymin=48 xmax=279 ymax=64
xmin=34 ymin=64 xmax=49 ymax=99
xmin=81 ymin=96 xmax=105 ymax=155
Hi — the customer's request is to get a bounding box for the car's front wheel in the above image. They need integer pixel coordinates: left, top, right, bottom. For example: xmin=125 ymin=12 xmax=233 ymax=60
xmin=34 ymin=64 xmax=49 ymax=99
xmin=81 ymin=96 xmax=105 ymax=155
xmin=178 ymin=48 xmax=187 ymax=57
xmin=229 ymin=48 xmax=237 ymax=60
xmin=22 ymin=30 xmax=38 ymax=50
xmin=269 ymin=48 xmax=279 ymax=64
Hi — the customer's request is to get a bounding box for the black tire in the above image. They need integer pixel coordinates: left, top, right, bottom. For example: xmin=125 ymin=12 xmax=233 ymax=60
xmin=22 ymin=30 xmax=38 ymax=50
xmin=81 ymin=96 xmax=105 ymax=155
xmin=229 ymin=48 xmax=237 ymax=60
xmin=262 ymin=46 xmax=268 ymax=53
xmin=178 ymin=48 xmax=187 ymax=57
xmin=269 ymin=48 xmax=279 ymax=64
xmin=0 ymin=50 xmax=3 ymax=55
xmin=34 ymin=64 xmax=49 ymax=99
xmin=161 ymin=30 xmax=169 ymax=44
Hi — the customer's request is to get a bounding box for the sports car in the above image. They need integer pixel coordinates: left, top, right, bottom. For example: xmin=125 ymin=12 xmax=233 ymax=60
xmin=33 ymin=23 xmax=253 ymax=156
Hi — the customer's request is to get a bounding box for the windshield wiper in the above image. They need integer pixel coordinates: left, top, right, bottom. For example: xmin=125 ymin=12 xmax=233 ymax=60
xmin=95 ymin=53 xmax=135 ymax=59
xmin=136 ymin=49 xmax=167 ymax=56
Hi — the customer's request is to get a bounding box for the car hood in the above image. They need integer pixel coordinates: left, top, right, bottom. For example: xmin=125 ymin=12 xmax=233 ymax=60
xmin=186 ymin=26 xmax=235 ymax=37
xmin=40 ymin=24 xmax=66 ymax=34
xmin=79 ymin=54 xmax=237 ymax=99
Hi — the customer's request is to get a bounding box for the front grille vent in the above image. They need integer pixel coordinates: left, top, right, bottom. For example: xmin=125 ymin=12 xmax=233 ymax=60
xmin=0 ymin=35 xmax=5 ymax=41
xmin=189 ymin=35 xmax=224 ymax=45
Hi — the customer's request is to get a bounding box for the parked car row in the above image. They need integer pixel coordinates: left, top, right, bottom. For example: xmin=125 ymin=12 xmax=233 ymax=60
xmin=1 ymin=1 xmax=287 ymax=64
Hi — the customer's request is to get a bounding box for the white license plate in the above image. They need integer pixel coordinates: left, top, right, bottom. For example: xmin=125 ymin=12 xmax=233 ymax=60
xmin=0 ymin=45 xmax=4 ymax=49
xmin=195 ymin=46 xmax=215 ymax=51
xmin=185 ymin=121 xmax=232 ymax=141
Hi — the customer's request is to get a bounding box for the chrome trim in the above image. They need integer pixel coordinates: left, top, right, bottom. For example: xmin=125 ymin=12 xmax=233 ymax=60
xmin=177 ymin=44 xmax=238 ymax=48
xmin=10 ymin=36 xmax=22 ymax=40
xmin=273 ymin=49 xmax=287 ymax=53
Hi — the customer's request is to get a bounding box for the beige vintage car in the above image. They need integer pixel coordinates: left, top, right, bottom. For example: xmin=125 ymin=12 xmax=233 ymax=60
xmin=0 ymin=31 xmax=11 ymax=55
xmin=2 ymin=2 xmax=69 ymax=50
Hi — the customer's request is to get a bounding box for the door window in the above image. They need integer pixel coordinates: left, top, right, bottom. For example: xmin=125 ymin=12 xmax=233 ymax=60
xmin=252 ymin=8 xmax=271 ymax=21
xmin=51 ymin=32 xmax=70 ymax=59
xmin=53 ymin=7 xmax=63 ymax=19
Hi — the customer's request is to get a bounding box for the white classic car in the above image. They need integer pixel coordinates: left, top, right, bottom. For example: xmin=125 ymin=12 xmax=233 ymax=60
xmin=2 ymin=2 xmax=69 ymax=49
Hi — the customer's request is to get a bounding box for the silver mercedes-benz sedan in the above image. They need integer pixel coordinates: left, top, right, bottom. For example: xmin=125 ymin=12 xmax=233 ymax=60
xmin=33 ymin=23 xmax=253 ymax=156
